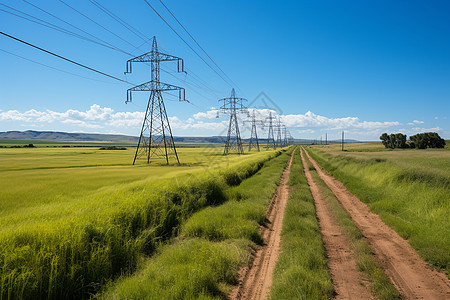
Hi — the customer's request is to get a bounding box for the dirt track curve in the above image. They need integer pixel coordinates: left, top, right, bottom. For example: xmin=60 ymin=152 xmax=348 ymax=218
xmin=300 ymin=148 xmax=373 ymax=299
xmin=229 ymin=150 xmax=294 ymax=300
xmin=304 ymin=147 xmax=450 ymax=300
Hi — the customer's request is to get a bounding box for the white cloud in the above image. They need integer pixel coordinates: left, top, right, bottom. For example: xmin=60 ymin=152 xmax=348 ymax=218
xmin=279 ymin=111 xmax=400 ymax=130
xmin=193 ymin=109 xmax=219 ymax=119
xmin=0 ymin=105 xmax=421 ymax=140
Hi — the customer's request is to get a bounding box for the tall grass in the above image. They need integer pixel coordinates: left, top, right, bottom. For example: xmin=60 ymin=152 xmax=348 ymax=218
xmin=270 ymin=148 xmax=334 ymax=299
xmin=0 ymin=149 xmax=281 ymax=299
xmin=101 ymin=148 xmax=293 ymax=298
xmin=307 ymin=147 xmax=450 ymax=276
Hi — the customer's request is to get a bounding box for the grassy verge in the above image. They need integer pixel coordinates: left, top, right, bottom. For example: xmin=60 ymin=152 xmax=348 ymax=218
xmin=0 ymin=150 xmax=281 ymax=299
xmin=101 ymin=148 xmax=293 ymax=299
xmin=307 ymin=147 xmax=450 ymax=276
xmin=270 ymin=148 xmax=334 ymax=299
xmin=304 ymin=149 xmax=400 ymax=299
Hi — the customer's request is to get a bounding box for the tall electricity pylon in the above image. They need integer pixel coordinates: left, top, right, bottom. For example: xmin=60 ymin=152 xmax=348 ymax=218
xmin=125 ymin=37 xmax=186 ymax=165
xmin=282 ymin=125 xmax=288 ymax=147
xmin=219 ymin=88 xmax=247 ymax=155
xmin=265 ymin=111 xmax=276 ymax=149
xmin=244 ymin=110 xmax=263 ymax=152
xmin=275 ymin=118 xmax=282 ymax=148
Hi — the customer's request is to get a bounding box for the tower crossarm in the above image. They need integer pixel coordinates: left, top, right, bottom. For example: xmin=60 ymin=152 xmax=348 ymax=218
xmin=126 ymin=81 xmax=185 ymax=103
xmin=125 ymin=51 xmax=185 ymax=74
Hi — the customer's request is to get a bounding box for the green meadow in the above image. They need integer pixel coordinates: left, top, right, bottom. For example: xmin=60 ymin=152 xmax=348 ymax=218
xmin=307 ymin=143 xmax=450 ymax=276
xmin=0 ymin=142 xmax=282 ymax=299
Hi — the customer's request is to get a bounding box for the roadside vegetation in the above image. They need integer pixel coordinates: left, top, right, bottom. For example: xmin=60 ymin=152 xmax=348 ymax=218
xmin=101 ymin=148 xmax=293 ymax=299
xmin=270 ymin=148 xmax=334 ymax=299
xmin=307 ymin=144 xmax=450 ymax=276
xmin=303 ymin=148 xmax=400 ymax=299
xmin=0 ymin=145 xmax=282 ymax=299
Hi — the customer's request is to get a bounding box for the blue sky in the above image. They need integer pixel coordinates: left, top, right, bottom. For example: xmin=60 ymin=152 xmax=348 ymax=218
xmin=0 ymin=0 xmax=449 ymax=141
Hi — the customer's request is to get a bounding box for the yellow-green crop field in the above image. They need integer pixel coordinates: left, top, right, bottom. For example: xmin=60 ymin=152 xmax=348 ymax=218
xmin=0 ymin=142 xmax=282 ymax=299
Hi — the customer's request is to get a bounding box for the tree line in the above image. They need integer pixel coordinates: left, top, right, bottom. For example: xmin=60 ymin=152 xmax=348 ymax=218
xmin=380 ymin=132 xmax=446 ymax=149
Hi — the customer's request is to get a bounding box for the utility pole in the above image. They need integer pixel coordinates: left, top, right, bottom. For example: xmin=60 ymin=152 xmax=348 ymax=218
xmin=244 ymin=110 xmax=263 ymax=152
xmin=265 ymin=112 xmax=276 ymax=150
xmin=219 ymin=88 xmax=247 ymax=155
xmin=326 ymin=133 xmax=327 ymax=145
xmin=342 ymin=131 xmax=345 ymax=151
xmin=125 ymin=37 xmax=186 ymax=165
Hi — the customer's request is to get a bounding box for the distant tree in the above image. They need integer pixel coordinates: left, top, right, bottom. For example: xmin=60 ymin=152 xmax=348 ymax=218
xmin=380 ymin=133 xmax=390 ymax=148
xmin=410 ymin=132 xmax=445 ymax=149
xmin=394 ymin=133 xmax=407 ymax=148
xmin=380 ymin=133 xmax=408 ymax=149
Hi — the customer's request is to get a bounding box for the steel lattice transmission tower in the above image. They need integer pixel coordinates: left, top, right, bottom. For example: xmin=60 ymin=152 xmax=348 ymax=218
xmin=219 ymin=88 xmax=247 ymax=155
xmin=125 ymin=37 xmax=186 ymax=165
xmin=244 ymin=110 xmax=264 ymax=152
xmin=275 ymin=118 xmax=283 ymax=148
xmin=265 ymin=111 xmax=276 ymax=150
xmin=282 ymin=125 xmax=288 ymax=147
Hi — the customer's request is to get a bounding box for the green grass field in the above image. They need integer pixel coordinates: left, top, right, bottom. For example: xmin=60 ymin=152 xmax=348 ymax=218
xmin=0 ymin=142 xmax=283 ymax=299
xmin=101 ymin=148 xmax=293 ymax=299
xmin=307 ymin=143 xmax=450 ymax=276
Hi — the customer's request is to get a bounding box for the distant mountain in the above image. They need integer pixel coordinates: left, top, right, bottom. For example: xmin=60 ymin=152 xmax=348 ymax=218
xmin=0 ymin=130 xmax=139 ymax=143
xmin=0 ymin=130 xmax=228 ymax=144
xmin=0 ymin=130 xmax=362 ymax=144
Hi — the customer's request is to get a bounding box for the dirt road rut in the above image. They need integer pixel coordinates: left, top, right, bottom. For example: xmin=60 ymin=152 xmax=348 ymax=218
xmin=304 ymin=148 xmax=450 ymax=300
xmin=230 ymin=150 xmax=294 ymax=300
xmin=300 ymin=148 xmax=373 ymax=299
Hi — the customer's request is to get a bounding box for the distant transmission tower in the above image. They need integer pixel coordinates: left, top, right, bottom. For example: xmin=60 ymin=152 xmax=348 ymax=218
xmin=244 ymin=110 xmax=263 ymax=152
xmin=275 ymin=118 xmax=282 ymax=148
xmin=282 ymin=125 xmax=288 ymax=147
xmin=219 ymin=88 xmax=247 ymax=155
xmin=125 ymin=37 xmax=186 ymax=165
xmin=265 ymin=112 xmax=276 ymax=149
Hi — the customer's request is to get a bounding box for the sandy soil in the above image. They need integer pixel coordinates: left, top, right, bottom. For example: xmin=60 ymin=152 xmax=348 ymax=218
xmin=229 ymin=150 xmax=294 ymax=300
xmin=304 ymin=148 xmax=450 ymax=300
xmin=300 ymin=148 xmax=374 ymax=299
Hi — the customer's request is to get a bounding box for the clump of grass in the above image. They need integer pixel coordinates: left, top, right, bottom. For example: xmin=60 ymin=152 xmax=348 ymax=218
xmin=270 ymin=148 xmax=334 ymax=299
xmin=101 ymin=238 xmax=252 ymax=300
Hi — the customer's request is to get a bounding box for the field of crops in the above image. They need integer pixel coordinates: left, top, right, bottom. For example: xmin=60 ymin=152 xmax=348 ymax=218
xmin=2 ymin=141 xmax=449 ymax=299
xmin=0 ymin=142 xmax=284 ymax=299
xmin=307 ymin=143 xmax=450 ymax=275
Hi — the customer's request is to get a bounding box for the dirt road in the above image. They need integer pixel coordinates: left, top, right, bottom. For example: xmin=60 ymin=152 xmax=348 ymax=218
xmin=230 ymin=150 xmax=294 ymax=300
xmin=300 ymin=148 xmax=373 ymax=299
xmin=304 ymin=148 xmax=450 ymax=300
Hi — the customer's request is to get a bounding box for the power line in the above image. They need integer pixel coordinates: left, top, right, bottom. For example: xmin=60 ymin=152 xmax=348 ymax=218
xmin=143 ymin=0 xmax=236 ymax=89
xmin=0 ymin=31 xmax=132 ymax=84
xmin=157 ymin=0 xmax=242 ymax=93
xmin=1 ymin=5 xmax=219 ymax=108
xmin=89 ymin=0 xmax=148 ymax=42
xmin=22 ymin=0 xmax=124 ymax=54
xmin=0 ymin=48 xmax=117 ymax=83
xmin=0 ymin=3 xmax=129 ymax=55
xmin=57 ymin=0 xmax=137 ymax=50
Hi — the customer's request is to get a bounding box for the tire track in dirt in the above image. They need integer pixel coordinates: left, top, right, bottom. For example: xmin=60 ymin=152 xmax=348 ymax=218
xmin=300 ymin=148 xmax=374 ymax=300
xmin=229 ymin=150 xmax=294 ymax=300
xmin=304 ymin=148 xmax=450 ymax=300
